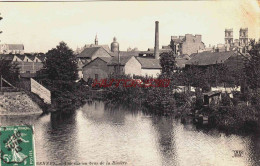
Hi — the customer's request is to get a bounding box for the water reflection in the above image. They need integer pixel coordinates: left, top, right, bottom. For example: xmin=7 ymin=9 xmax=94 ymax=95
xmin=1 ymin=101 xmax=260 ymax=166
xmin=151 ymin=116 xmax=177 ymax=166
xmin=44 ymin=112 xmax=79 ymax=163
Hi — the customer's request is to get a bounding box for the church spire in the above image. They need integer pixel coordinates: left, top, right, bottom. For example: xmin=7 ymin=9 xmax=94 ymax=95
xmin=95 ymin=33 xmax=98 ymax=45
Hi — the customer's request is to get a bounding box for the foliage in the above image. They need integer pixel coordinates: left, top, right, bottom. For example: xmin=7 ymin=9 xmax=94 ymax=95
xmin=40 ymin=42 xmax=78 ymax=97
xmin=104 ymin=74 xmax=176 ymax=113
xmin=243 ymin=39 xmax=260 ymax=90
xmin=159 ymin=51 xmax=176 ymax=76
xmin=38 ymin=42 xmax=80 ymax=111
xmin=215 ymin=104 xmax=259 ymax=132
xmin=0 ymin=58 xmax=19 ymax=85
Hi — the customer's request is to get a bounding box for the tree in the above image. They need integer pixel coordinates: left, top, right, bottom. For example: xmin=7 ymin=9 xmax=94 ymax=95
xmin=244 ymin=39 xmax=260 ymax=91
xmin=41 ymin=42 xmax=78 ymax=98
xmin=160 ymin=51 xmax=176 ymax=76
xmin=0 ymin=58 xmax=19 ymax=85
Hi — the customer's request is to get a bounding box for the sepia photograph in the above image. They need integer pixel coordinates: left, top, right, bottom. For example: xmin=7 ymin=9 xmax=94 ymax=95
xmin=0 ymin=0 xmax=259 ymax=166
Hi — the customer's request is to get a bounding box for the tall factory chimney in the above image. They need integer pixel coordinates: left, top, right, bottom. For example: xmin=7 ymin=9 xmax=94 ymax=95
xmin=154 ymin=21 xmax=159 ymax=59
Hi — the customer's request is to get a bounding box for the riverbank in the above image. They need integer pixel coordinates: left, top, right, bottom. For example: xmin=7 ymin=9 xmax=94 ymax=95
xmin=34 ymin=75 xmax=260 ymax=135
xmin=99 ymin=77 xmax=260 ymax=135
xmin=0 ymin=91 xmax=43 ymax=116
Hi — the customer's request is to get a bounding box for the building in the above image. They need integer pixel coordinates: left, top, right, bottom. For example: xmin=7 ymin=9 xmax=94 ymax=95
xmin=74 ymin=35 xmax=110 ymax=54
xmin=111 ymin=37 xmax=119 ymax=52
xmin=185 ymin=51 xmax=245 ymax=73
xmin=77 ymin=46 xmax=112 ymax=64
xmin=170 ymin=34 xmax=205 ymax=56
xmin=82 ymin=57 xmax=112 ymax=81
xmin=239 ymin=28 xmax=248 ymax=46
xmin=0 ymin=44 xmax=24 ymax=54
xmin=223 ymin=28 xmax=249 ymax=53
xmin=224 ymin=28 xmax=233 ymax=45
xmin=107 ymin=55 xmax=142 ymax=77
xmin=77 ymin=46 xmax=112 ymax=78
xmin=0 ymin=53 xmax=45 ymax=78
xmin=80 ymin=22 xmax=164 ymax=79
xmin=136 ymin=57 xmax=161 ymax=77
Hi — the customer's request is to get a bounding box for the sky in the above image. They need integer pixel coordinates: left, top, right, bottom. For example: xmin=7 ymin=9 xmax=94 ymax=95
xmin=0 ymin=0 xmax=259 ymax=53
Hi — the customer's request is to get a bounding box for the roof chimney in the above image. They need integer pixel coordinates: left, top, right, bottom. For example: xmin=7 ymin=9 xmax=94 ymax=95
xmin=154 ymin=21 xmax=159 ymax=59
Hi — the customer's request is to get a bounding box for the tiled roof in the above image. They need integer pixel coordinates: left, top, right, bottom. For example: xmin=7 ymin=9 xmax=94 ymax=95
xmin=186 ymin=51 xmax=235 ymax=66
xmin=99 ymin=57 xmax=113 ymax=63
xmin=109 ymin=51 xmax=140 ymax=57
xmin=83 ymin=57 xmax=113 ymax=68
xmin=6 ymin=44 xmax=24 ymax=50
xmin=77 ymin=47 xmax=101 ymax=58
xmin=15 ymin=54 xmax=26 ymax=61
xmin=136 ymin=57 xmax=162 ymax=69
xmin=99 ymin=45 xmax=110 ymax=52
xmin=139 ymin=49 xmax=170 ymax=55
xmin=107 ymin=55 xmax=134 ymax=66
xmin=24 ymin=54 xmax=35 ymax=61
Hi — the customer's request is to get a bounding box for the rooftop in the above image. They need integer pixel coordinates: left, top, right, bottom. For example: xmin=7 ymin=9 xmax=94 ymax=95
xmin=136 ymin=57 xmax=161 ymax=69
xmin=186 ymin=51 xmax=236 ymax=66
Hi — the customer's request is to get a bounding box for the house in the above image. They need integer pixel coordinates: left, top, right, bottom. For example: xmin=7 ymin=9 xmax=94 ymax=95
xmin=77 ymin=46 xmax=112 ymax=63
xmin=0 ymin=44 xmax=24 ymax=54
xmin=107 ymin=55 xmax=142 ymax=77
xmin=77 ymin=46 xmax=112 ymax=78
xmin=82 ymin=57 xmax=113 ymax=81
xmin=185 ymin=51 xmax=245 ymax=72
xmin=136 ymin=57 xmax=161 ymax=77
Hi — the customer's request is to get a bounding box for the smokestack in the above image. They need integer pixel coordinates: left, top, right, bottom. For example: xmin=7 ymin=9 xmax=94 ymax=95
xmin=154 ymin=21 xmax=159 ymax=59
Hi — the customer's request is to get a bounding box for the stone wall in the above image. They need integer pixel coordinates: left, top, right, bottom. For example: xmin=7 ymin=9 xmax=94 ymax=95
xmin=0 ymin=92 xmax=42 ymax=115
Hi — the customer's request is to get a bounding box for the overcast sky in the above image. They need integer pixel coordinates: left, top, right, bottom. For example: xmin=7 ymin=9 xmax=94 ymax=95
xmin=0 ymin=0 xmax=259 ymax=53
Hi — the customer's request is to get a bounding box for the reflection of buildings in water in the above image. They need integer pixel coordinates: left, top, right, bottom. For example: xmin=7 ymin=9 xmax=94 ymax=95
xmin=151 ymin=116 xmax=177 ymax=166
xmin=80 ymin=101 xmax=127 ymax=125
xmin=41 ymin=112 xmax=80 ymax=163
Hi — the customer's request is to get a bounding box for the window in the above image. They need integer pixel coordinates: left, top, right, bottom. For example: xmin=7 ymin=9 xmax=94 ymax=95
xmin=26 ymin=71 xmax=30 ymax=74
xmin=36 ymin=59 xmax=38 ymax=62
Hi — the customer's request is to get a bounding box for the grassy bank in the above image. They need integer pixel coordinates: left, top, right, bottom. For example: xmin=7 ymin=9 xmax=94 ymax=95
xmin=101 ymin=75 xmax=260 ymax=134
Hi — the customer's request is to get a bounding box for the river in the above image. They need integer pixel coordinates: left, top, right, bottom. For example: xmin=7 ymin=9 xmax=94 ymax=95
xmin=1 ymin=100 xmax=260 ymax=166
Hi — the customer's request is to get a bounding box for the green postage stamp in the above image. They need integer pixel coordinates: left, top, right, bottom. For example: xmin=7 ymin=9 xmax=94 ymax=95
xmin=0 ymin=125 xmax=36 ymax=166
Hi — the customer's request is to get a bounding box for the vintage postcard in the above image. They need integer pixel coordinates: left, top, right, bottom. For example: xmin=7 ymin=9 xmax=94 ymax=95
xmin=0 ymin=0 xmax=259 ymax=166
